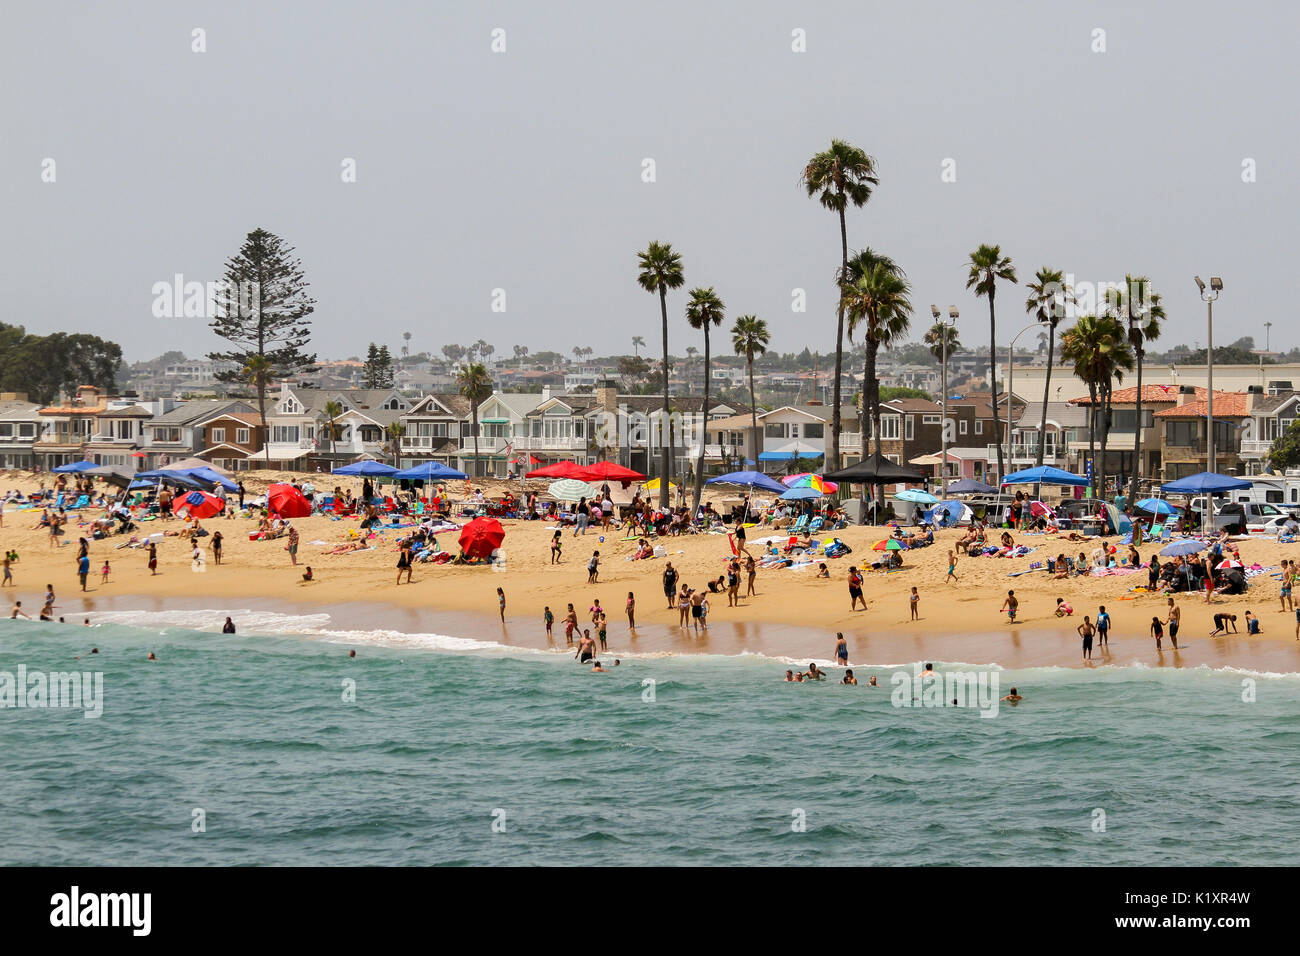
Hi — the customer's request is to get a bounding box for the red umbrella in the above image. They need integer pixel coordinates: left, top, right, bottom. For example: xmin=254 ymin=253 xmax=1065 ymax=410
xmin=172 ymin=490 xmax=224 ymax=519
xmin=458 ymin=516 xmax=505 ymax=560
xmin=267 ymin=483 xmax=312 ymax=518
xmin=572 ymin=461 xmax=646 ymax=483
xmin=525 ymin=460 xmax=583 ymax=479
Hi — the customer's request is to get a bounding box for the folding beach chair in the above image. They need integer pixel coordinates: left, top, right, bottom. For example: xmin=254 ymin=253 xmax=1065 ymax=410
xmin=790 ymin=514 xmax=809 ymax=534
xmin=808 ymin=516 xmax=825 ymax=534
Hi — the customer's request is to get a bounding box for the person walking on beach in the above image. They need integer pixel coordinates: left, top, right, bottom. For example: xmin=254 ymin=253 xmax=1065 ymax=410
xmin=587 ymin=550 xmax=600 ymax=583
xmin=147 ymin=542 xmax=158 ymax=576
xmin=834 ymin=632 xmax=849 ymax=667
xmin=395 ymin=541 xmax=413 ymax=585
xmin=1150 ymin=615 xmax=1165 ymax=650
xmin=543 ymin=605 xmax=554 ymax=639
xmin=734 ymin=518 xmax=748 ymax=555
xmin=1281 ymin=559 xmax=1294 ymax=612
xmin=2 ymin=553 xmax=12 ymax=587
xmin=847 ymin=566 xmax=866 ymax=611
xmin=100 ymin=559 xmax=110 ymax=584
xmin=563 ymin=603 xmax=579 ymax=645
xmin=1078 ymin=615 xmax=1095 ymax=660
xmin=1001 ymin=590 xmax=1019 ymax=623
xmin=909 ymin=586 xmax=920 ymax=621
xmin=1096 ymin=605 xmax=1111 ymax=648
xmin=662 ymin=562 xmax=679 ymax=608
xmin=497 ymin=586 xmax=506 ymax=622
xmin=211 ymin=530 xmax=223 ymax=566
xmin=574 ymin=497 xmax=590 ymax=536
xmin=550 ymin=529 xmax=562 ymax=564
xmin=286 ymin=525 xmax=300 ymax=566
xmin=1165 ymin=597 xmax=1181 ymax=649
xmin=946 ymin=550 xmax=958 ymax=584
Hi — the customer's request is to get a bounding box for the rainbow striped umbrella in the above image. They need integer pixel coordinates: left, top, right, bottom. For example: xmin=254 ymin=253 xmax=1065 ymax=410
xmin=781 ymin=473 xmax=839 ymax=494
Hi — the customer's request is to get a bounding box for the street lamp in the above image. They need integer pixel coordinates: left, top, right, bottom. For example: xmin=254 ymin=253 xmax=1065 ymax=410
xmin=1005 ymin=323 xmax=1039 ymax=480
xmin=932 ymin=304 xmax=958 ymax=497
xmin=1195 ymin=275 xmax=1223 ymax=535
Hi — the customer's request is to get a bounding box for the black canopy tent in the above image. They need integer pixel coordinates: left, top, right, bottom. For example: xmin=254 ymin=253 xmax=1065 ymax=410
xmin=824 ymin=452 xmax=927 ymax=484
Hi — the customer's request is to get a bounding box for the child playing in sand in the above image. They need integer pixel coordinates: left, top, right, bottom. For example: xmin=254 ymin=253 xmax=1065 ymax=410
xmin=1000 ymin=590 xmax=1019 ymax=623
xmin=1055 ymin=598 xmax=1074 ymax=617
xmin=302 ymin=566 xmax=313 ymax=582
xmin=909 ymin=586 xmax=919 ymax=621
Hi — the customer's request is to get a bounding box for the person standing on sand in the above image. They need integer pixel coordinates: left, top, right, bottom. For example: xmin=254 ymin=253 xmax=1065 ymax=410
xmin=286 ymin=525 xmax=300 ymax=566
xmin=147 ymin=542 xmax=158 ymax=575
xmin=211 ymin=530 xmax=223 ymax=566
xmin=1150 ymin=615 xmax=1164 ymax=650
xmin=847 ymin=566 xmax=866 ymax=611
xmin=2 ymin=552 xmax=12 ymax=587
xmin=946 ymin=550 xmax=958 ymax=583
xmin=395 ymin=540 xmax=413 ymax=585
xmin=77 ymin=552 xmax=89 ymax=592
xmin=690 ymin=588 xmax=708 ymax=633
xmin=834 ymin=632 xmax=849 ymax=666
xmin=550 ymin=530 xmax=562 ymax=564
xmin=1281 ymin=559 xmax=1294 ymax=612
xmin=909 ymin=586 xmax=920 ymax=621
xmin=237 ymin=481 xmax=246 ymax=510
xmin=663 ymin=562 xmax=679 ymax=608
xmin=1165 ymin=598 xmax=1181 ymax=649
xmin=678 ymin=585 xmax=691 ymax=627
xmin=563 ymin=603 xmax=579 ymax=644
xmin=587 ymin=550 xmax=600 ymax=583
xmin=497 ymin=586 xmax=506 ymax=622
xmin=726 ymin=561 xmax=740 ymax=607
xmin=1078 ymin=616 xmax=1095 ymax=660
xmin=1001 ymin=590 xmax=1019 ymax=623
xmin=745 ymin=553 xmax=757 ymax=596
xmin=625 ymin=591 xmax=635 ymax=629
xmin=1096 ymin=605 xmax=1111 ymax=648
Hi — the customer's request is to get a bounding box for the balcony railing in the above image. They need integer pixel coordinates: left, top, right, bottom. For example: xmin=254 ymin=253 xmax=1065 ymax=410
xmin=840 ymin=432 xmax=862 ymax=450
xmin=1240 ymin=439 xmax=1274 ymax=457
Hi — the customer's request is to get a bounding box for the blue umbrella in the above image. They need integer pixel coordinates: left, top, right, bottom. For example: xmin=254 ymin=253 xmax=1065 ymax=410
xmin=394 ymin=461 xmax=469 ymax=481
xmin=333 ymin=460 xmax=400 ymax=477
xmin=1001 ymin=465 xmax=1090 ymax=486
xmin=895 ymin=488 xmax=939 ymax=504
xmin=1161 ymin=472 xmax=1252 ymax=494
xmin=177 ymin=466 xmax=238 ymax=491
xmin=706 ymin=470 xmax=788 ymax=494
xmin=945 ymin=478 xmax=997 ymax=494
xmin=779 ymin=486 xmax=824 ymax=501
xmin=52 ymin=460 xmax=98 ymax=473
xmin=1161 ymin=539 xmax=1204 ymax=557
xmin=1136 ymin=497 xmax=1176 ymax=516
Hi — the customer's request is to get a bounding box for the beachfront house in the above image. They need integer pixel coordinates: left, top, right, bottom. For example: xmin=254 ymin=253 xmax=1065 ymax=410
xmin=194 ymin=409 xmax=264 ymax=471
xmin=1066 ymin=384 xmax=1183 ymax=483
xmin=756 ymin=404 xmax=839 ymax=474
xmin=261 ymin=384 xmax=407 ymax=469
xmin=33 ymin=385 xmax=112 ymax=469
xmin=523 ymin=391 xmax=599 ymax=471
xmin=864 ymin=397 xmax=945 ymax=469
xmin=142 ymin=399 xmax=257 ymax=469
xmin=84 ymin=399 xmax=154 ymax=468
xmin=0 ymin=394 xmax=42 ymax=470
xmin=1239 ymin=388 xmax=1300 ymax=474
xmin=1155 ymin=389 xmax=1250 ymax=479
xmin=454 ymin=392 xmax=541 ymax=478
xmin=397 ymin=393 xmax=471 ymax=470
xmin=1008 ymin=401 xmax=1087 ymax=472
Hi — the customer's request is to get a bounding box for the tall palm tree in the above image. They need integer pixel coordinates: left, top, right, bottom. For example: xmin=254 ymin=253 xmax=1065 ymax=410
xmin=966 ymin=244 xmax=1017 ymax=482
xmin=685 ymin=346 xmax=698 ymax=388
xmin=242 ymin=353 xmax=273 ymax=466
xmin=323 ymin=399 xmax=343 ymax=459
xmin=801 ymin=140 xmax=879 ymax=470
xmin=385 ymin=421 xmax=405 ymax=467
xmin=457 ymin=362 xmax=493 ymax=478
xmin=922 ymin=322 xmax=960 ymax=365
xmin=685 ymin=287 xmax=726 ymax=513
xmin=731 ymin=314 xmax=770 ymax=471
xmin=1107 ymin=276 xmax=1166 ymax=503
xmin=1061 ymin=314 xmax=1134 ymax=498
xmin=632 ymin=335 xmax=645 ymax=357
xmin=637 ymin=241 xmax=686 ymax=508
xmin=1024 ymin=268 xmax=1074 ymax=478
xmin=841 ymin=249 xmax=912 ymax=459
xmin=402 ymin=331 xmax=412 ymax=358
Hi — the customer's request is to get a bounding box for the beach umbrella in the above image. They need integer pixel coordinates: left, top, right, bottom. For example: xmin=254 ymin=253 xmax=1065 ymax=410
xmin=945 ymin=478 xmax=998 ymax=494
xmin=894 ymin=488 xmax=939 ymax=504
xmin=1001 ymin=465 xmax=1089 ymax=486
xmin=394 ymin=461 xmax=468 ymax=482
xmin=1161 ymin=472 xmax=1252 ymax=494
xmin=267 ymin=483 xmax=312 ymax=518
xmin=1216 ymin=558 xmax=1244 ymax=570
xmin=52 ymin=460 xmax=98 ymax=473
xmin=333 ymin=460 xmax=400 ymax=477
xmin=779 ymin=486 xmax=824 ymax=501
xmin=782 ymin=473 xmax=839 ymax=494
xmin=572 ymin=461 xmax=646 ymax=483
xmin=1136 ymin=497 xmax=1176 ymax=516
xmin=458 ymin=516 xmax=505 ymax=560
xmin=525 ymin=460 xmax=583 ymax=479
xmin=172 ymin=490 xmax=224 ymax=519
xmin=641 ymin=477 xmax=678 ymax=492
xmin=1029 ymin=500 xmax=1052 ymax=517
xmin=1161 ymin=539 xmax=1204 ymax=557
xmin=548 ymin=478 xmax=597 ymax=502
xmin=705 ymin=470 xmax=788 ymax=494
xmin=872 ymin=538 xmax=906 ymax=551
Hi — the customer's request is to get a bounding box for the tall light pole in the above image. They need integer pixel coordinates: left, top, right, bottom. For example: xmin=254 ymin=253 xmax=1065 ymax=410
xmin=932 ymin=304 xmax=958 ymax=497
xmin=1195 ymin=275 xmax=1223 ymax=534
xmin=1006 ymin=323 xmax=1039 ymax=479
xmin=1265 ymin=320 xmax=1272 ymax=353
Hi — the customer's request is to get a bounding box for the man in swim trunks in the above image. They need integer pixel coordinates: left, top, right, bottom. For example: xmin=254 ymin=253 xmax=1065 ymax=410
xmin=1165 ymin=597 xmax=1180 ymax=649
xmin=1078 ymin=616 xmax=1095 ymax=659
xmin=575 ymin=631 xmax=596 ymax=663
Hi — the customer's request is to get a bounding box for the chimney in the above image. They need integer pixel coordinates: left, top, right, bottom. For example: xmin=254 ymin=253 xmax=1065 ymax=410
xmin=595 ymin=379 xmax=618 ymax=412
xmin=1246 ymin=384 xmax=1264 ymax=412
xmin=77 ymin=385 xmax=100 ymax=404
xmin=541 ymin=385 xmax=553 ymax=402
xmin=1177 ymin=384 xmax=1197 ymax=406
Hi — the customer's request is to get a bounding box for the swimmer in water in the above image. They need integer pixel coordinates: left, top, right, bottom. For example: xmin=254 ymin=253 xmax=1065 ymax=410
xmin=842 ymin=668 xmax=858 ymax=685
xmin=1001 ymin=687 xmax=1022 ymax=703
xmin=805 ymin=663 xmax=826 ymax=681
xmin=11 ymin=601 xmax=29 ymax=619
xmin=590 ymin=660 xmax=607 ymax=673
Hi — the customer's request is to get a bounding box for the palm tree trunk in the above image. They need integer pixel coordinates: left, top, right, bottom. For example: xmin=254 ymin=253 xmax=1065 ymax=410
xmin=692 ymin=324 xmax=710 ymax=514
xmin=988 ymin=289 xmax=1005 ymax=481
xmin=1035 ymin=321 xmax=1055 ymax=499
xmin=748 ymin=353 xmax=759 ymax=469
xmin=829 ymin=204 xmax=848 ymax=470
xmin=659 ymin=287 xmax=672 ymax=510
xmin=1130 ymin=345 xmax=1143 ymax=504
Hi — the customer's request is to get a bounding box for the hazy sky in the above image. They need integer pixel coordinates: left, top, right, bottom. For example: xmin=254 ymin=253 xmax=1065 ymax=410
xmin=4 ymin=1 xmax=1296 ymax=363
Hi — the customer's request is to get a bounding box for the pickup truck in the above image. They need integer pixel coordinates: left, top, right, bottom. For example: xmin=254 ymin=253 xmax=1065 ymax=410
xmin=1186 ymin=499 xmax=1288 ymax=534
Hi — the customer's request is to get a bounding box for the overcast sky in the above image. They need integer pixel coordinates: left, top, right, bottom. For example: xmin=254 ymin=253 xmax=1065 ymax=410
xmin=3 ymin=1 xmax=1296 ymax=363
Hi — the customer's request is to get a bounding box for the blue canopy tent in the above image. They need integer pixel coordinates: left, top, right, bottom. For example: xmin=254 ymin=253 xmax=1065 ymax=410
xmin=705 ymin=470 xmax=788 ymax=494
xmin=134 ymin=469 xmax=212 ymax=490
xmin=177 ymin=466 xmax=238 ymax=492
xmin=52 ymin=460 xmax=98 ymax=473
xmin=394 ymin=461 xmax=469 ymax=482
xmin=333 ymin=460 xmax=401 ymax=478
xmin=1000 ymin=465 xmax=1090 ymax=486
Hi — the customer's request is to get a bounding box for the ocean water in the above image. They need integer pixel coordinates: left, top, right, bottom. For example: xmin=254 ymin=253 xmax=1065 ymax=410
xmin=1 ymin=609 xmax=1298 ymax=866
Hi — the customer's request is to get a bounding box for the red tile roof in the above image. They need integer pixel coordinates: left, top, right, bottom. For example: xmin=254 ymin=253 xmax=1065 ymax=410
xmin=1069 ymin=384 xmax=1190 ymax=406
xmin=1154 ymin=393 xmax=1250 ymax=418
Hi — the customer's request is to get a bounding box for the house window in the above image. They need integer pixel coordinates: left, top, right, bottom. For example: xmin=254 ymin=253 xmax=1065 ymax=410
xmin=1165 ymin=421 xmax=1197 ymax=446
xmin=18 ymin=424 xmax=34 ymax=438
xmin=880 ymin=416 xmax=901 ymax=441
xmin=959 ymin=420 xmax=968 ymax=435
xmin=922 ymin=415 xmax=941 ymax=425
xmin=211 ymin=427 xmax=226 ymax=444
xmin=804 ymin=423 xmax=824 ymax=438
xmin=236 ymin=428 xmax=250 ymax=445
xmin=764 ymin=423 xmax=786 ymax=438
xmin=905 ymin=416 xmax=915 ymax=441
xmin=153 ymin=427 xmax=181 ymax=443
xmin=282 ymin=399 xmax=299 ymax=414
xmin=272 ymin=426 xmax=300 ymax=443
xmin=0 ymin=424 xmax=11 ymax=437
xmin=975 ymin=420 xmax=983 ymax=435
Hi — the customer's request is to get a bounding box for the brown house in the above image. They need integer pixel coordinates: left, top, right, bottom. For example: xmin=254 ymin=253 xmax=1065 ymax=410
xmin=196 ymin=411 xmax=264 ymax=471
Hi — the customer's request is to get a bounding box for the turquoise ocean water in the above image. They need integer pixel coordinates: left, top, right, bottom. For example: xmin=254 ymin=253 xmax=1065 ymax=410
xmin=1 ymin=608 xmax=1297 ymax=866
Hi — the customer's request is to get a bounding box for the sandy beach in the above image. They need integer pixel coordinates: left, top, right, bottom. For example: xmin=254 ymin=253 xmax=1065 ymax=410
xmin=6 ymin=470 xmax=1300 ymax=673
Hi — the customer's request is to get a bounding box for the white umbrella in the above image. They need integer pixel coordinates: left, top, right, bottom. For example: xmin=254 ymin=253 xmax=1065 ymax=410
xmin=548 ymin=478 xmax=598 ymax=502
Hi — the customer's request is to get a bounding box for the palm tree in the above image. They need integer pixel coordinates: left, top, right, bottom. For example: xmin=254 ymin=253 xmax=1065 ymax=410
xmin=801 ymin=140 xmax=879 ymax=470
xmin=1108 ymin=276 xmax=1166 ymax=503
xmin=513 ymin=344 xmax=528 ymax=370
xmin=685 ymin=287 xmax=726 ymax=513
xmin=385 ymin=421 xmax=405 ymax=466
xmin=731 ymin=315 xmax=770 ymax=472
xmin=966 ymin=244 xmax=1018 ymax=482
xmin=685 ymin=346 xmax=699 ymax=388
xmin=402 ymin=331 xmax=411 ymax=358
xmin=1061 ymin=314 xmax=1134 ymax=498
xmin=242 ymin=353 xmax=273 ymax=466
xmin=632 ymin=335 xmax=645 ymax=357
xmin=457 ymin=362 xmax=493 ymax=478
xmin=637 ymin=241 xmax=686 ymax=508
xmin=923 ymin=322 xmax=960 ymax=365
xmin=841 ymin=249 xmax=912 ymax=458
xmin=323 ymin=399 xmax=343 ymax=459
xmin=1024 ymin=268 xmax=1074 ymax=479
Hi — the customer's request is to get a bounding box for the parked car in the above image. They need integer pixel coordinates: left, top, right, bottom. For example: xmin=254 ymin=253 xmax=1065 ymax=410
xmin=1215 ymin=502 xmax=1288 ymax=534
